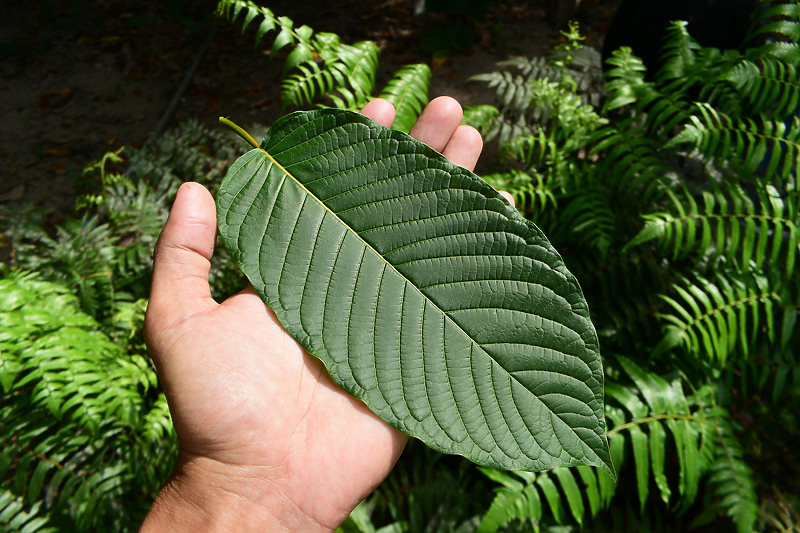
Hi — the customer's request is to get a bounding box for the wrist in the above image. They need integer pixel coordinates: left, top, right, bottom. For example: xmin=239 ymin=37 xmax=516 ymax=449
xmin=140 ymin=452 xmax=331 ymax=533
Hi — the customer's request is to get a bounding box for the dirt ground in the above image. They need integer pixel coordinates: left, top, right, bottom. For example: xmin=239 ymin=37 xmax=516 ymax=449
xmin=0 ymin=0 xmax=615 ymax=220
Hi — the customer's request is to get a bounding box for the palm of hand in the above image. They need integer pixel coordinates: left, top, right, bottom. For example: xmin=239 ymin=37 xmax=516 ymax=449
xmin=143 ymin=97 xmax=485 ymax=531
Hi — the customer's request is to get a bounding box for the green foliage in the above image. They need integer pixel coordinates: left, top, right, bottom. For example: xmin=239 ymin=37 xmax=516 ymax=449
xmin=0 ymin=271 xmax=176 ymax=531
xmin=0 ymin=120 xmax=249 ymax=531
xmin=217 ymin=109 xmax=612 ymax=475
xmin=4 ymin=0 xmax=800 ymax=530
xmin=463 ymin=1 xmax=800 ymax=530
xmin=215 ymin=0 xmax=431 ymax=130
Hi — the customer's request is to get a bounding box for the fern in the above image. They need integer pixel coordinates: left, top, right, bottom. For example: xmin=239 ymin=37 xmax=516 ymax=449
xmin=722 ymin=57 xmax=800 ymax=118
xmin=668 ymin=103 xmax=800 ymax=180
xmin=378 ymin=64 xmax=432 ymax=133
xmin=626 ymin=182 xmax=799 ymax=274
xmin=0 ymin=488 xmax=56 ymax=533
xmin=653 ymin=267 xmax=781 ymax=364
xmin=0 ymin=271 xmax=175 ymax=531
xmin=704 ymin=406 xmax=759 ymax=533
xmin=745 ymin=1 xmax=800 ymax=63
xmin=216 ymin=0 xmax=429 ymax=123
xmin=477 ymin=356 xmax=713 ymax=532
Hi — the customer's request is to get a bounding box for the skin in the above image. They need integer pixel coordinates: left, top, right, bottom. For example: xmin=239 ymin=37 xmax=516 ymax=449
xmin=140 ymin=96 xmax=512 ymax=533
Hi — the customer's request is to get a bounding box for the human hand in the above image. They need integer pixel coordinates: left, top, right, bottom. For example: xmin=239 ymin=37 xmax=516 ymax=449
xmin=140 ymin=97 xmax=485 ymax=532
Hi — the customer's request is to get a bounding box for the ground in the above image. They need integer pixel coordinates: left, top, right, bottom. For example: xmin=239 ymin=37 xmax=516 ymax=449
xmin=0 ymin=0 xmax=615 ymax=220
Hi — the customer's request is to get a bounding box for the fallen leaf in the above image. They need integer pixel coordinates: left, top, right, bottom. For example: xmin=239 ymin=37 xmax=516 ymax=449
xmin=47 ymin=148 xmax=72 ymax=157
xmin=107 ymin=138 xmax=117 ymax=146
xmin=39 ymin=87 xmax=73 ymax=108
xmin=51 ymin=163 xmax=68 ymax=175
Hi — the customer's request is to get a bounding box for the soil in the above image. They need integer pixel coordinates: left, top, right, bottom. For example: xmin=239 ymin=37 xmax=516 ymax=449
xmin=0 ymin=0 xmax=616 ymax=221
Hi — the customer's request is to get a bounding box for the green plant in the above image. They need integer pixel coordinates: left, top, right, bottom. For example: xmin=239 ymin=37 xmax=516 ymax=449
xmin=461 ymin=2 xmax=800 ymax=531
xmin=215 ymin=0 xmax=431 ymax=131
xmin=0 ymin=120 xmax=249 ymax=531
xmin=0 ymin=271 xmax=176 ymax=532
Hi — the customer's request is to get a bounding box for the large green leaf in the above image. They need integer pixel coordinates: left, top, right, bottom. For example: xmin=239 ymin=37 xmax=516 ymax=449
xmin=216 ymin=108 xmax=613 ymax=476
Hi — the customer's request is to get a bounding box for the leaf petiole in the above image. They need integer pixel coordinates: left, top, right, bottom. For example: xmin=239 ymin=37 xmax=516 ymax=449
xmin=219 ymin=117 xmax=261 ymax=149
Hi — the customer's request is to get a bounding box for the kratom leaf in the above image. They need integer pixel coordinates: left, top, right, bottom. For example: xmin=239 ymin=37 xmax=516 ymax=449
xmin=216 ymin=108 xmax=612 ymax=475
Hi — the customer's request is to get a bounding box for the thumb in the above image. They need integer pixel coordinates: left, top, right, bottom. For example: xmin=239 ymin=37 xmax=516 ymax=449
xmin=145 ymin=182 xmax=218 ymax=346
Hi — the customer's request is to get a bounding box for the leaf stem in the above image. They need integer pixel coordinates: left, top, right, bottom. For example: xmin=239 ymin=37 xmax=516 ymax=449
xmin=219 ymin=117 xmax=261 ymax=149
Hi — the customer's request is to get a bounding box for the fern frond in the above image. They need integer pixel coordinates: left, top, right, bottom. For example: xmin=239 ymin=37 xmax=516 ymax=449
xmin=746 ymin=1 xmax=800 ymax=63
xmin=559 ymin=184 xmax=618 ymax=258
xmin=469 ymin=70 xmax=534 ymax=114
xmin=602 ymin=47 xmax=650 ymax=111
xmin=1 ymin=271 xmax=171 ymax=531
xmin=281 ymin=60 xmax=338 ymax=108
xmin=0 ymin=488 xmax=56 ymax=533
xmin=611 ymin=355 xmax=707 ymax=512
xmin=216 ymin=0 xmax=314 ymax=72
xmin=476 ymin=467 xmax=599 ymax=531
xmin=668 ymin=103 xmax=800 ymax=180
xmin=603 ymin=47 xmax=691 ymax=133
xmin=706 ymin=407 xmax=759 ymax=533
xmin=461 ymin=105 xmax=499 ymax=135
xmin=626 ymin=182 xmax=799 ymax=273
xmin=656 ymin=21 xmax=703 ymax=84
xmin=378 ymin=63 xmax=430 ymax=133
xmin=589 ymin=123 xmax=672 ymax=201
xmin=329 ymin=41 xmax=379 ymax=101
xmin=653 ymin=268 xmax=781 ymax=364
xmin=722 ymin=57 xmax=800 ymax=119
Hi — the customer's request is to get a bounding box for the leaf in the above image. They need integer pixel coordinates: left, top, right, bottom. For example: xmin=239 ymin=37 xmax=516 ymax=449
xmin=378 ymin=64 xmax=431 ymax=134
xmin=216 ymin=109 xmax=613 ymax=475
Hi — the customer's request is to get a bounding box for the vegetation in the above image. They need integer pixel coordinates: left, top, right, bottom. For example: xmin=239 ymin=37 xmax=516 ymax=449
xmin=1 ymin=0 xmax=799 ymax=531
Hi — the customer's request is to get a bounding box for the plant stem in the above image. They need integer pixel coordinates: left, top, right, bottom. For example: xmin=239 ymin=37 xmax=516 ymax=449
xmin=219 ymin=117 xmax=261 ymax=149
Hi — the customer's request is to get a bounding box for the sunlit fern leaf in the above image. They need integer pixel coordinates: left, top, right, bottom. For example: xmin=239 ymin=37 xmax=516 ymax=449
xmin=552 ymin=468 xmax=585 ymax=527
xmin=667 ymin=103 xmax=800 ymax=180
xmin=614 ymin=355 xmax=705 ymax=512
xmin=0 ymin=489 xmax=56 ymax=533
xmin=653 ymin=268 xmax=780 ymax=364
xmin=625 ymin=182 xmax=799 ymax=274
xmin=282 ymin=61 xmax=338 ymax=108
xmin=656 ymin=21 xmax=703 ymax=84
xmin=603 ymin=47 xmax=691 ymax=133
xmin=722 ymin=57 xmax=800 ymax=119
xmin=476 ymin=469 xmax=533 ymax=533
xmin=0 ymin=271 xmax=168 ymax=531
xmin=745 ymin=1 xmax=800 ymax=63
xmin=705 ymin=407 xmax=758 ymax=533
xmin=327 ymin=86 xmax=370 ymax=112
xmin=602 ymin=47 xmax=650 ymax=112
xmin=481 ymin=169 xmax=556 ymax=214
xmin=378 ymin=63 xmax=431 ymax=133
xmin=461 ymin=104 xmax=499 ymax=135
xmin=330 ymin=41 xmax=379 ymax=101
xmin=477 ymin=454 xmax=612 ymax=530
xmin=604 ymin=381 xmax=650 ymax=511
